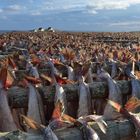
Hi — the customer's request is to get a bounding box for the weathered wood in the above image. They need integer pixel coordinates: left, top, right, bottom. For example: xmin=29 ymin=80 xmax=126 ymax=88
xmin=0 ymin=120 xmax=136 ymax=140
xmin=7 ymin=80 xmax=133 ymax=108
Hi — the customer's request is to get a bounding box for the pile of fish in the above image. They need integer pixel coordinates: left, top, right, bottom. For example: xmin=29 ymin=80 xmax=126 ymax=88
xmin=0 ymin=31 xmax=140 ymax=140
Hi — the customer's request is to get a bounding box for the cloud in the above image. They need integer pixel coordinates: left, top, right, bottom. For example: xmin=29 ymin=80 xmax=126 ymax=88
xmin=110 ymin=21 xmax=140 ymax=26
xmin=4 ymin=5 xmax=22 ymax=11
xmin=0 ymin=9 xmax=3 ymax=13
xmin=31 ymin=11 xmax=42 ymax=16
xmin=87 ymin=0 xmax=140 ymax=14
xmin=0 ymin=4 xmax=26 ymax=14
xmin=41 ymin=0 xmax=87 ymax=12
xmin=0 ymin=15 xmax=8 ymax=20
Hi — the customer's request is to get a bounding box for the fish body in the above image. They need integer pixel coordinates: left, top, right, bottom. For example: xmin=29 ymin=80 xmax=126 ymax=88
xmin=131 ymin=79 xmax=140 ymax=99
xmin=67 ymin=65 xmax=75 ymax=81
xmin=85 ymin=125 xmax=100 ymax=140
xmin=0 ymin=83 xmax=17 ymax=131
xmin=55 ymin=84 xmax=67 ymax=114
xmin=27 ymin=84 xmax=45 ymax=133
xmin=131 ymin=79 xmax=140 ymax=112
xmin=30 ymin=66 xmax=40 ymax=78
xmin=104 ymin=78 xmax=123 ymax=120
xmin=87 ymin=67 xmax=93 ymax=83
xmin=111 ymin=61 xmax=117 ymax=78
xmin=77 ymin=81 xmax=91 ymax=118
xmin=44 ymin=126 xmax=58 ymax=140
xmin=98 ymin=71 xmax=123 ymax=120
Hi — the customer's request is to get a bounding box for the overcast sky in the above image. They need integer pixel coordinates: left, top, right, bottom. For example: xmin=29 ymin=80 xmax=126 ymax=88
xmin=0 ymin=0 xmax=140 ymax=31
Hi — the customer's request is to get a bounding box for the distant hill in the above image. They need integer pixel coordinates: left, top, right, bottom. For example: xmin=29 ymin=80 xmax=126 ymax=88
xmin=0 ymin=30 xmax=11 ymax=34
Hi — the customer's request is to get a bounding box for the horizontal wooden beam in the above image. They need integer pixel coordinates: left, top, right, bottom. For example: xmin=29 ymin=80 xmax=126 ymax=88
xmin=8 ymin=80 xmax=132 ymax=108
xmin=0 ymin=119 xmax=136 ymax=140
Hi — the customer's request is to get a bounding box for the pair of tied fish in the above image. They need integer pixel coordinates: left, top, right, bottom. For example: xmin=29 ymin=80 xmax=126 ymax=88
xmin=21 ymin=111 xmax=107 ymax=140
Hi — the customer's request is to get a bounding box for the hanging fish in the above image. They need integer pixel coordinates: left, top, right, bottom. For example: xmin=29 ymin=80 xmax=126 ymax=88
xmin=125 ymin=58 xmax=138 ymax=79
xmin=26 ymin=60 xmax=40 ymax=78
xmin=27 ymin=82 xmax=45 ymax=133
xmin=131 ymin=79 xmax=140 ymax=99
xmin=66 ymin=65 xmax=75 ymax=81
xmin=86 ymin=67 xmax=94 ymax=83
xmin=53 ymin=83 xmax=68 ymax=117
xmin=98 ymin=70 xmax=123 ymax=120
xmin=47 ymin=59 xmax=59 ymax=76
xmin=110 ymin=60 xmax=118 ymax=79
xmin=0 ymin=75 xmax=17 ymax=131
xmin=77 ymin=76 xmax=92 ymax=118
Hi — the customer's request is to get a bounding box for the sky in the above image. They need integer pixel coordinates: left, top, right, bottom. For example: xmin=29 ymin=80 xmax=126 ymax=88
xmin=0 ymin=0 xmax=140 ymax=32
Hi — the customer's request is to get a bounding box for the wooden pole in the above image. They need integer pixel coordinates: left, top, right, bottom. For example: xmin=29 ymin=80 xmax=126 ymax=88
xmin=8 ymin=80 xmax=132 ymax=108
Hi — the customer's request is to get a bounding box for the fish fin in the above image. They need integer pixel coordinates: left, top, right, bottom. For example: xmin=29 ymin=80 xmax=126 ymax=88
xmin=8 ymin=57 xmax=17 ymax=70
xmin=125 ymin=97 xmax=140 ymax=111
xmin=61 ymin=114 xmax=77 ymax=124
xmin=96 ymin=118 xmax=107 ymax=134
xmin=21 ymin=115 xmax=45 ymax=130
xmin=52 ymin=59 xmax=65 ymax=66
xmin=24 ymin=75 xmax=41 ymax=84
xmin=108 ymin=100 xmax=122 ymax=112
xmin=40 ymin=74 xmax=53 ymax=84
xmin=55 ymin=74 xmax=75 ymax=84
xmin=0 ymin=67 xmax=14 ymax=89
xmin=52 ymin=101 xmax=62 ymax=120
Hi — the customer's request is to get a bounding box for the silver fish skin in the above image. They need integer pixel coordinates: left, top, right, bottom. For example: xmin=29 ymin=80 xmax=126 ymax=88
xmin=111 ymin=61 xmax=117 ymax=78
xmin=48 ymin=60 xmax=59 ymax=76
xmin=87 ymin=67 xmax=93 ymax=83
xmin=98 ymin=71 xmax=123 ymax=120
xmin=44 ymin=126 xmax=58 ymax=140
xmin=30 ymin=66 xmax=40 ymax=78
xmin=67 ymin=65 xmax=75 ymax=81
xmin=0 ymin=83 xmax=17 ymax=131
xmin=55 ymin=84 xmax=67 ymax=114
xmin=77 ymin=79 xmax=92 ymax=118
xmin=131 ymin=79 xmax=140 ymax=113
xmin=26 ymin=61 xmax=40 ymax=79
xmin=0 ymin=137 xmax=7 ymax=140
xmin=85 ymin=125 xmax=100 ymax=140
xmin=131 ymin=79 xmax=140 ymax=98
xmin=27 ymin=83 xmax=45 ymax=133
xmin=104 ymin=78 xmax=123 ymax=120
